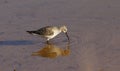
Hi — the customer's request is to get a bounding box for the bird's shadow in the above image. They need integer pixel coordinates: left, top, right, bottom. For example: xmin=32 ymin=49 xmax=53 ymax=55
xmin=0 ymin=40 xmax=35 ymax=46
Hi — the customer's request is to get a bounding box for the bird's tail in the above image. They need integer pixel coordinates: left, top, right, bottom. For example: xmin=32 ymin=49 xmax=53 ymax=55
xmin=26 ymin=31 xmax=38 ymax=35
xmin=26 ymin=31 xmax=33 ymax=34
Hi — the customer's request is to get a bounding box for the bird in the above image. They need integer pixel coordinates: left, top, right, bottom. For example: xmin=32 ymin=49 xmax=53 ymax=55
xmin=26 ymin=25 xmax=70 ymax=43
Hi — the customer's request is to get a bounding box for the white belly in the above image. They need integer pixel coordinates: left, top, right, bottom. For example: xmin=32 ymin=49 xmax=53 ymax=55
xmin=46 ymin=30 xmax=61 ymax=40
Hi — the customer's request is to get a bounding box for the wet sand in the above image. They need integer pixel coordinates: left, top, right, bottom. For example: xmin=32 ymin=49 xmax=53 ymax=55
xmin=0 ymin=0 xmax=120 ymax=71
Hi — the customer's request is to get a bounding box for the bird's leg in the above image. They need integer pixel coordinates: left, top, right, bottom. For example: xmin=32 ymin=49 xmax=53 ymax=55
xmin=46 ymin=40 xmax=50 ymax=44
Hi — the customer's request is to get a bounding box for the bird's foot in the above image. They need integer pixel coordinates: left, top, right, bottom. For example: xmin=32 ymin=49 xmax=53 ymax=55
xmin=46 ymin=41 xmax=51 ymax=44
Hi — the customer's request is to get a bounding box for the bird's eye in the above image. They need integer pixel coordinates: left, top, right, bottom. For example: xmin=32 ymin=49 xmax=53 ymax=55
xmin=63 ymin=29 xmax=67 ymax=32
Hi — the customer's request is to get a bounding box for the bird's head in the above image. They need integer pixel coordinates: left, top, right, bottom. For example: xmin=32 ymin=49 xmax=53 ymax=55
xmin=60 ymin=26 xmax=70 ymax=41
xmin=60 ymin=26 xmax=68 ymax=33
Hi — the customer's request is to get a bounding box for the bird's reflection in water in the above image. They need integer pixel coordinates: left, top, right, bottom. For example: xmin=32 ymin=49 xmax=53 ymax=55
xmin=32 ymin=43 xmax=70 ymax=58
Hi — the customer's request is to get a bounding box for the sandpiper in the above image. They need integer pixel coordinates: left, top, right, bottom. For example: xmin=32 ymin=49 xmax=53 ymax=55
xmin=26 ymin=26 xmax=70 ymax=43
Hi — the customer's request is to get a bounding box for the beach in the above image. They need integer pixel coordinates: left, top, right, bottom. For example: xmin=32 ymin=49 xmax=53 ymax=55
xmin=0 ymin=0 xmax=120 ymax=71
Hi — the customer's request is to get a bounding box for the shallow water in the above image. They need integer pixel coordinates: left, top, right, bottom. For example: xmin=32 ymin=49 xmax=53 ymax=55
xmin=0 ymin=0 xmax=120 ymax=71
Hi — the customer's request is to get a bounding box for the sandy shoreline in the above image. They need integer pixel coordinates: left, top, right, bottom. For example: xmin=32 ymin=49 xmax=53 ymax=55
xmin=0 ymin=0 xmax=120 ymax=71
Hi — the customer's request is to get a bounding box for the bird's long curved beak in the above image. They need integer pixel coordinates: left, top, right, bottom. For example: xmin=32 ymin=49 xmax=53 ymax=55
xmin=65 ymin=32 xmax=70 ymax=42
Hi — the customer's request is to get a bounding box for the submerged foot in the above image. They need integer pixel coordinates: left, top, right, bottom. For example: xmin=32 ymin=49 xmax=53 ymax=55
xmin=46 ymin=41 xmax=50 ymax=44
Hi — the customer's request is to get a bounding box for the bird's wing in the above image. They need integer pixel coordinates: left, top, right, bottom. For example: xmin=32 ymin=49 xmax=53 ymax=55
xmin=37 ymin=26 xmax=54 ymax=35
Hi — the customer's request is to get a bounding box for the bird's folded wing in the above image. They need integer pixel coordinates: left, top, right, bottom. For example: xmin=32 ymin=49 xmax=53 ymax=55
xmin=37 ymin=26 xmax=54 ymax=35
